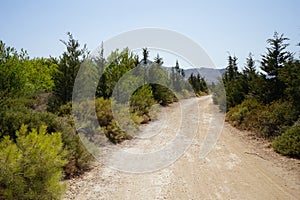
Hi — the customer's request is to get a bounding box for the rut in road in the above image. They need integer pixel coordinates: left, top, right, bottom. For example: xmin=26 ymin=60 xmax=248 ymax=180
xmin=64 ymin=96 xmax=300 ymax=200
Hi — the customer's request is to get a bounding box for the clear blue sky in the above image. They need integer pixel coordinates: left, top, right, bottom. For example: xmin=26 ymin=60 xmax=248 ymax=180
xmin=1 ymin=0 xmax=300 ymax=69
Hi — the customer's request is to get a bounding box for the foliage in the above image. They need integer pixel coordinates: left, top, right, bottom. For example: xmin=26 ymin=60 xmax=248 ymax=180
xmin=260 ymin=32 xmax=293 ymax=103
xmin=151 ymin=84 xmax=177 ymax=106
xmin=0 ymin=97 xmax=93 ymax=178
xmin=96 ymin=48 xmax=137 ymax=99
xmin=213 ymin=32 xmax=300 ymax=158
xmin=48 ymin=32 xmax=88 ymax=112
xmin=0 ymin=41 xmax=57 ymax=100
xmin=278 ymin=59 xmax=300 ymax=109
xmin=95 ymin=98 xmax=114 ymax=127
xmin=226 ymin=98 xmax=261 ymax=128
xmin=226 ymin=100 xmax=298 ymax=137
xmin=53 ymin=116 xmax=93 ymax=178
xmin=23 ymin=58 xmax=57 ymax=94
xmin=95 ymin=98 xmax=133 ymax=144
xmin=0 ymin=41 xmax=28 ymax=98
xmin=169 ymin=61 xmax=186 ymax=93
xmin=272 ymin=126 xmax=300 ymax=158
xmin=142 ymin=47 xmax=149 ymax=64
xmin=188 ymin=73 xmax=208 ymax=96
xmin=223 ymin=55 xmax=246 ymax=110
xmin=0 ymin=125 xmax=66 ymax=200
xmin=130 ymin=84 xmax=156 ymax=117
xmin=102 ymin=120 xmax=133 ymax=144
xmin=255 ymin=101 xmax=298 ymax=137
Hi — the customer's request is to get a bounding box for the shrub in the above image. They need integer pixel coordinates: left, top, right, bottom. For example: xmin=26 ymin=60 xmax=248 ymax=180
xmin=226 ymin=99 xmax=298 ymax=138
xmin=256 ymin=101 xmax=298 ymax=137
xmin=57 ymin=102 xmax=73 ymax=117
xmin=95 ymin=98 xmax=113 ymax=127
xmin=151 ymin=84 xmax=177 ymax=106
xmin=272 ymin=126 xmax=300 ymax=158
xmin=102 ymin=120 xmax=133 ymax=144
xmin=130 ymin=84 xmax=156 ymax=117
xmin=0 ymin=98 xmax=93 ymax=178
xmin=53 ymin=116 xmax=93 ymax=178
xmin=226 ymin=98 xmax=261 ymax=128
xmin=78 ymin=98 xmax=134 ymax=144
xmin=0 ymin=125 xmax=66 ymax=200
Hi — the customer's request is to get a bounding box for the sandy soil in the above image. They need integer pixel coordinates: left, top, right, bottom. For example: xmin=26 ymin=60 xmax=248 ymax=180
xmin=63 ymin=96 xmax=300 ymax=200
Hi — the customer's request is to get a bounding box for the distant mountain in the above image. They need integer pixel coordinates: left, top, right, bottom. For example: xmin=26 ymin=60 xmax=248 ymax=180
xmin=183 ymin=68 xmax=225 ymax=83
xmin=138 ymin=59 xmax=225 ymax=84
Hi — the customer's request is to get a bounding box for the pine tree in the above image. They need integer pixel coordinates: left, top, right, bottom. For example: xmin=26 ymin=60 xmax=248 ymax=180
xmin=49 ymin=32 xmax=88 ymax=111
xmin=224 ymin=55 xmax=239 ymax=82
xmin=242 ymin=53 xmax=260 ymax=98
xmin=0 ymin=125 xmax=66 ymax=199
xmin=261 ymin=32 xmax=292 ymax=77
xmin=142 ymin=47 xmax=149 ymax=64
xmin=154 ymin=53 xmax=163 ymax=65
xmin=175 ymin=60 xmax=180 ymax=72
xmin=260 ymin=32 xmax=293 ymax=102
xmin=223 ymin=55 xmax=245 ymax=109
xmin=188 ymin=73 xmax=208 ymax=96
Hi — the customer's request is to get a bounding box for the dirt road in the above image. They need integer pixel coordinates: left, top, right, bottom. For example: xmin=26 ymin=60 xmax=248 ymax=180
xmin=64 ymin=96 xmax=300 ymax=200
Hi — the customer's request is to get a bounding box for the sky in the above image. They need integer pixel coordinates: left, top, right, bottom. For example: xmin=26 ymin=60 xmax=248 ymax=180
xmin=1 ymin=0 xmax=300 ymax=69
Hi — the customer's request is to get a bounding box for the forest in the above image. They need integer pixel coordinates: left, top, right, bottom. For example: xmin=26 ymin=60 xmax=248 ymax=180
xmin=212 ymin=32 xmax=300 ymax=159
xmin=0 ymin=33 xmax=208 ymax=199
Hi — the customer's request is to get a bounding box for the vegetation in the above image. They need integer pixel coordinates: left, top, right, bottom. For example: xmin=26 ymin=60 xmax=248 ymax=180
xmin=0 ymin=33 xmax=209 ymax=198
xmin=213 ymin=32 xmax=300 ymax=158
xmin=0 ymin=125 xmax=66 ymax=200
xmin=2 ymin=26 xmax=298 ymax=198
xmin=272 ymin=126 xmax=300 ymax=158
xmin=188 ymin=73 xmax=208 ymax=96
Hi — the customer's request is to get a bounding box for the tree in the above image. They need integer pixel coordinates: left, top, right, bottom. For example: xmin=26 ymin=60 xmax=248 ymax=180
xmin=175 ymin=60 xmax=180 ymax=71
xmin=171 ymin=60 xmax=185 ymax=92
xmin=0 ymin=125 xmax=66 ymax=199
xmin=49 ymin=32 xmax=88 ymax=111
xmin=154 ymin=53 xmax=163 ymax=65
xmin=142 ymin=47 xmax=149 ymax=64
xmin=223 ymin=55 xmax=245 ymax=109
xmin=188 ymin=73 xmax=208 ymax=96
xmin=279 ymin=59 xmax=300 ymax=109
xmin=261 ymin=32 xmax=292 ymax=77
xmin=243 ymin=53 xmax=256 ymax=77
xmin=224 ymin=55 xmax=239 ymax=82
xmin=23 ymin=58 xmax=57 ymax=94
xmin=0 ymin=41 xmax=27 ymax=99
xmin=260 ymin=32 xmax=293 ymax=102
xmin=242 ymin=53 xmax=260 ymax=98
xmin=96 ymin=48 xmax=137 ymax=99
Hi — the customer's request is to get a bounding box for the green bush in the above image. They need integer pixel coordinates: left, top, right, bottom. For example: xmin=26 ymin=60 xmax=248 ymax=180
xmin=102 ymin=120 xmax=133 ymax=144
xmin=151 ymin=84 xmax=177 ymax=106
xmin=0 ymin=125 xmax=66 ymax=200
xmin=226 ymin=98 xmax=261 ymax=128
xmin=74 ymin=98 xmax=134 ymax=144
xmin=57 ymin=102 xmax=73 ymax=117
xmin=0 ymin=98 xmax=93 ymax=178
xmin=226 ymin=99 xmax=298 ymax=138
xmin=53 ymin=116 xmax=93 ymax=178
xmin=95 ymin=98 xmax=114 ymax=127
xmin=256 ymin=101 xmax=298 ymax=137
xmin=272 ymin=126 xmax=300 ymax=158
xmin=130 ymin=84 xmax=156 ymax=120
